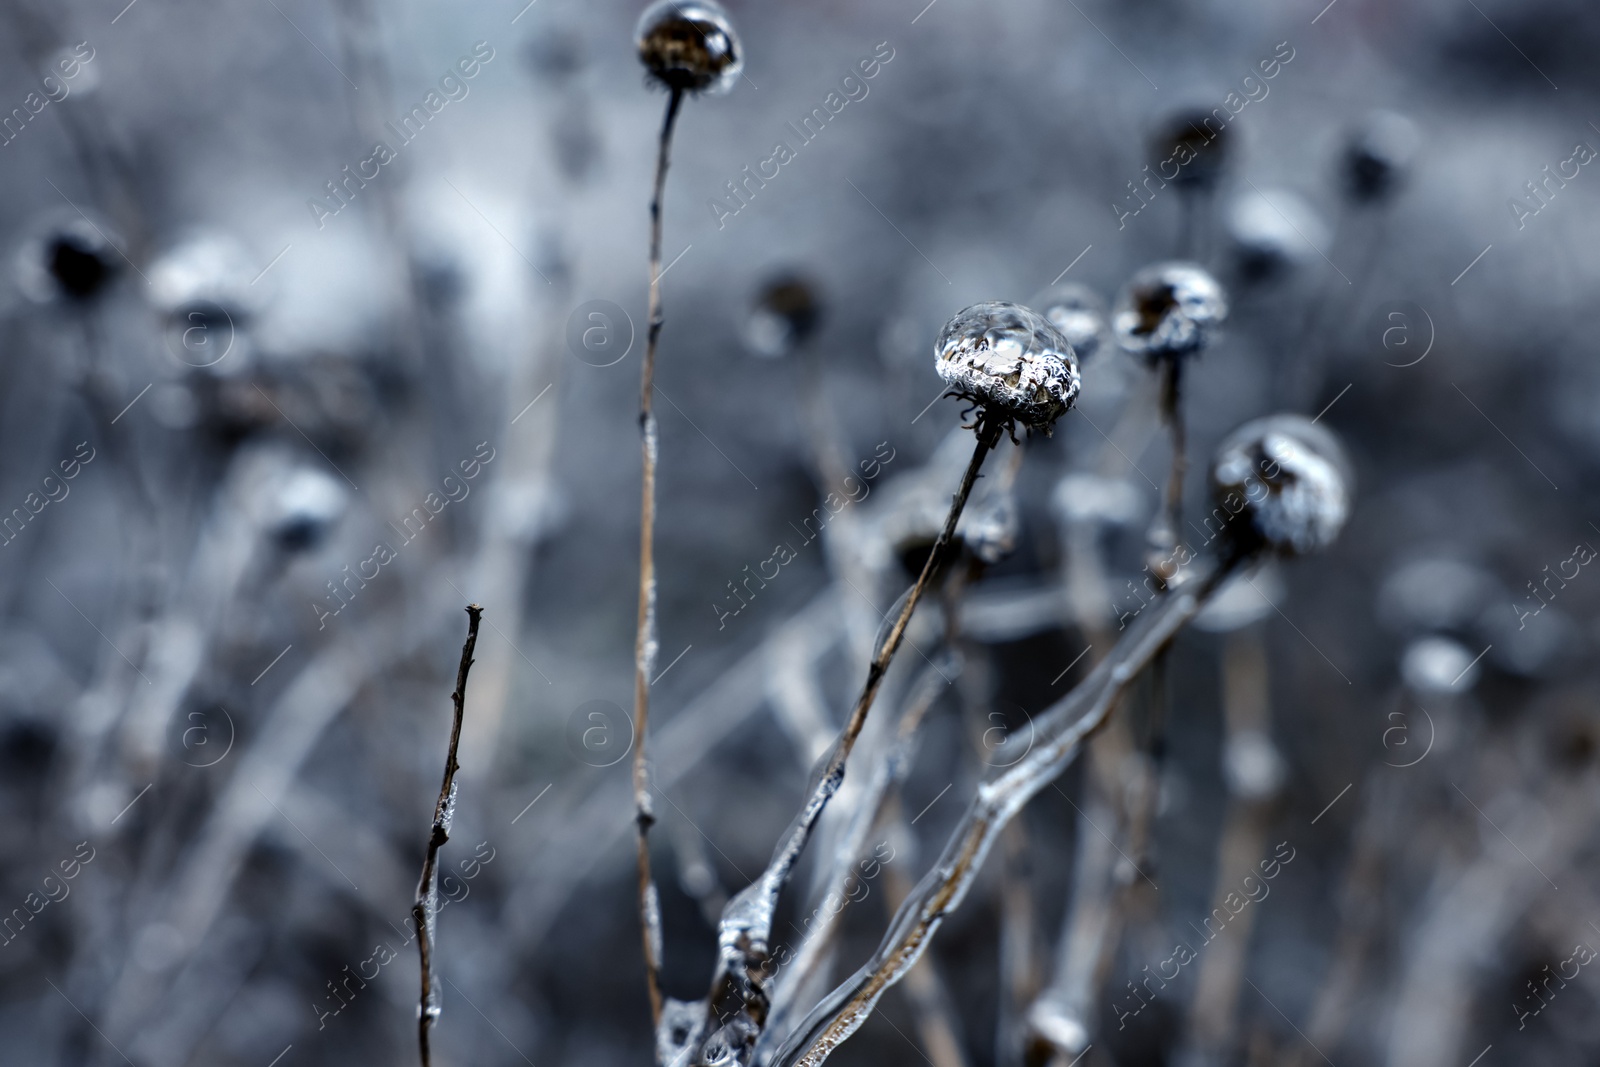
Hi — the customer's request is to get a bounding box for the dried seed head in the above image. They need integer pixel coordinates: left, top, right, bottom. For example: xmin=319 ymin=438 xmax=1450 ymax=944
xmin=17 ymin=219 xmax=116 ymax=303
xmin=744 ymin=272 xmax=822 ymax=358
xmin=1226 ymin=189 xmax=1329 ymax=282
xmin=1210 ymin=414 xmax=1352 ymax=557
xmin=934 ymin=302 xmax=1080 ymax=432
xmin=1033 ymin=283 xmax=1109 ymax=363
xmin=1344 ymin=110 xmax=1418 ymax=203
xmin=1151 ymin=108 xmax=1232 ymax=190
xmin=635 ymin=0 xmax=742 ymax=95
xmin=1400 ymin=635 xmax=1478 ymax=694
xmin=1111 ymin=261 xmax=1227 ymax=361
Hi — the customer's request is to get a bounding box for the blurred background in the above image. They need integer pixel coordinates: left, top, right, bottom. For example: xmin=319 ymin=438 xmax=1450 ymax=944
xmin=2 ymin=0 xmax=1600 ymax=1065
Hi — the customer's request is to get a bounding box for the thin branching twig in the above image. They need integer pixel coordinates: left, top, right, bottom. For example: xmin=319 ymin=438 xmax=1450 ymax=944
xmin=770 ymin=560 xmax=1241 ymax=1067
xmin=414 ymin=604 xmax=483 ymax=1067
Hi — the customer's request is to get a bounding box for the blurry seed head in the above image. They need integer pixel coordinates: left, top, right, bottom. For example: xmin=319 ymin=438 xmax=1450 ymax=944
xmin=1151 ymin=108 xmax=1232 ymax=190
xmin=1344 ymin=110 xmax=1419 ymax=204
xmin=1111 ymin=262 xmax=1227 ymax=362
xmin=635 ymin=0 xmax=742 ymax=95
xmin=962 ymin=492 xmax=1018 ymax=566
xmin=1223 ymin=729 xmax=1286 ymax=800
xmin=148 ymin=232 xmax=259 ymax=317
xmin=1225 ymin=188 xmax=1330 ymax=282
xmin=1376 ymin=556 xmax=1496 ymax=635
xmin=17 ymin=218 xmax=117 ymax=303
xmin=1400 ymin=634 xmax=1479 ymax=694
xmin=743 ymin=272 xmax=822 ymax=359
xmin=1051 ymin=472 xmax=1144 ymax=528
xmin=1210 ymin=414 xmax=1352 ymax=558
xmin=934 ymin=301 xmax=1080 ymax=432
xmin=524 ymin=26 xmax=587 ymax=83
xmin=1032 ymin=282 xmax=1109 ymax=363
xmin=266 ymin=467 xmax=348 ymax=552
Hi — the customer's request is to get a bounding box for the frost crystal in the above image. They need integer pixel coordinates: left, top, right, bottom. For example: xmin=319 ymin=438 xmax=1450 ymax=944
xmin=934 ymin=302 xmax=1080 ymax=430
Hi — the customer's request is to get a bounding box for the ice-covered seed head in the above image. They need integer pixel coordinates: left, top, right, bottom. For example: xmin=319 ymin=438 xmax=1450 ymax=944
xmin=1209 ymin=414 xmax=1352 ymax=558
xmin=1033 ymin=283 xmax=1109 ymax=363
xmin=1344 ymin=110 xmax=1418 ymax=203
xmin=1111 ymin=262 xmax=1227 ymax=361
xmin=744 ymin=272 xmax=822 ymax=358
xmin=1151 ymin=108 xmax=1231 ymax=190
xmin=1226 ymin=189 xmax=1329 ymax=282
xmin=635 ymin=0 xmax=741 ymax=95
xmin=934 ymin=302 xmax=1080 ymax=431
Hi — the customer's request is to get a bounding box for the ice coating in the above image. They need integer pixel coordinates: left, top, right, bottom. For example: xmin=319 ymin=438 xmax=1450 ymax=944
xmin=934 ymin=302 xmax=1080 ymax=430
xmin=1111 ymin=262 xmax=1227 ymax=360
xmin=635 ymin=0 xmax=742 ymax=95
xmin=1034 ymin=283 xmax=1108 ymax=363
xmin=1209 ymin=414 xmax=1351 ymax=557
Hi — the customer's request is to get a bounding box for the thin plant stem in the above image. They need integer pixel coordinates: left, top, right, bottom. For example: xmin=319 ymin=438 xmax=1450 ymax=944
xmin=1153 ymin=354 xmax=1186 ymax=567
xmin=769 ymin=559 xmax=1241 ymax=1067
xmin=633 ymin=84 xmax=685 ymax=1033
xmin=700 ymin=418 xmax=1002 ymax=1061
xmin=414 ymin=604 xmax=484 ymax=1067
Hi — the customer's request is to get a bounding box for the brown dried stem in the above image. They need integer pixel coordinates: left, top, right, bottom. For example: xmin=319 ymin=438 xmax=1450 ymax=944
xmin=633 ymin=85 xmax=685 ymax=1033
xmin=414 ymin=604 xmax=483 ymax=1067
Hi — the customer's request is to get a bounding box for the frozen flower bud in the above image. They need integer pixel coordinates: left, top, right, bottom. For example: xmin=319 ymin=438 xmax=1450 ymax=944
xmin=267 ymin=467 xmax=348 ymax=551
xmin=744 ymin=272 xmax=822 ymax=359
xmin=1033 ymin=283 xmax=1109 ymax=363
xmin=934 ymin=302 xmax=1080 ymax=432
xmin=1210 ymin=414 xmax=1351 ymax=557
xmin=1226 ymin=188 xmax=1329 ymax=282
xmin=635 ymin=0 xmax=741 ymax=95
xmin=1400 ymin=635 xmax=1478 ymax=695
xmin=17 ymin=219 xmax=116 ymax=303
xmin=1344 ymin=110 xmax=1418 ymax=203
xmin=1151 ymin=108 xmax=1231 ymax=190
xmin=1112 ymin=262 xmax=1227 ymax=362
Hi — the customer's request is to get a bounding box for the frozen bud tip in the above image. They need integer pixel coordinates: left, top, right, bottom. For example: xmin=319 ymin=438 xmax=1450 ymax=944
xmin=1210 ymin=414 xmax=1351 ymax=557
xmin=635 ymin=0 xmax=742 ymax=95
xmin=934 ymin=302 xmax=1080 ymax=432
xmin=1112 ymin=261 xmax=1227 ymax=361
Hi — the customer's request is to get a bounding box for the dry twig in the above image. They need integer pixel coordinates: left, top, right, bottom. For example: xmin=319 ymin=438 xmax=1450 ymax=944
xmin=413 ymin=604 xmax=483 ymax=1067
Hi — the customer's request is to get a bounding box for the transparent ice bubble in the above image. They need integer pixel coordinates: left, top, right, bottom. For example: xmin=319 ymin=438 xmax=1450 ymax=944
xmin=1401 ymin=634 xmax=1480 ymax=694
xmin=1032 ymin=282 xmax=1109 ymax=363
xmin=934 ymin=302 xmax=1080 ymax=430
xmin=635 ymin=0 xmax=742 ymax=95
xmin=1209 ymin=414 xmax=1352 ymax=557
xmin=1111 ymin=262 xmax=1227 ymax=361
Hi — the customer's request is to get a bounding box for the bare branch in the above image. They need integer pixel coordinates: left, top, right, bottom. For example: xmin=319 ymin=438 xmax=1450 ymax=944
xmin=414 ymin=604 xmax=483 ymax=1067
